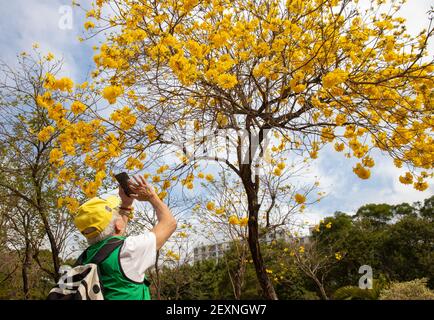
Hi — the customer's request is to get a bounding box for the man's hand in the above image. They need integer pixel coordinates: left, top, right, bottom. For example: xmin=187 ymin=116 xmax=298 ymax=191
xmin=119 ymin=185 xmax=134 ymax=208
xmin=128 ymin=175 xmax=159 ymax=203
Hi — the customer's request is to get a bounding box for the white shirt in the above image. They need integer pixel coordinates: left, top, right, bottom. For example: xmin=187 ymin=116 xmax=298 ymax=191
xmin=118 ymin=231 xmax=157 ymax=283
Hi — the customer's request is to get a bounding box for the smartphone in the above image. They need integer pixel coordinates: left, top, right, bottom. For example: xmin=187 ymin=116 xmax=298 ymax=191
xmin=114 ymin=172 xmax=133 ymax=196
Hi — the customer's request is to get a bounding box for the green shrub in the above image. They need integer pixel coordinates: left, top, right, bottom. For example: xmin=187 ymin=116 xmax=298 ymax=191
xmin=379 ymin=278 xmax=434 ymax=300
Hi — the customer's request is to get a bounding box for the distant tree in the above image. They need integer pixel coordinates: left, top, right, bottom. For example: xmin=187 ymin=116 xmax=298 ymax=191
xmin=355 ymin=203 xmax=393 ymax=227
xmin=0 ymin=52 xmax=84 ymax=282
xmin=380 ymin=215 xmax=434 ymax=287
xmin=419 ymin=195 xmax=434 ymax=220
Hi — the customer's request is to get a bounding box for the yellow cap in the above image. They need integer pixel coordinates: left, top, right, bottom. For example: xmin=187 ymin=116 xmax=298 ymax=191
xmin=74 ymin=196 xmax=120 ymax=239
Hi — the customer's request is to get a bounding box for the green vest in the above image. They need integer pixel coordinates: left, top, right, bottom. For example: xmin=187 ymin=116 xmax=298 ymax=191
xmin=82 ymin=236 xmax=151 ymax=300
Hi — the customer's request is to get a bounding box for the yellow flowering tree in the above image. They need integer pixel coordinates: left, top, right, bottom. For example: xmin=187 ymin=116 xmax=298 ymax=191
xmin=194 ymin=162 xmax=320 ymax=298
xmin=194 ymin=173 xmax=251 ymax=299
xmin=0 ymin=52 xmax=87 ymax=281
xmin=287 ymin=238 xmax=342 ymax=300
xmin=44 ymin=0 xmax=434 ymax=299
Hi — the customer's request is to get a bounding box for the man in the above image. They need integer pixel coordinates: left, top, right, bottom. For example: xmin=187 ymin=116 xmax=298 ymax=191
xmin=73 ymin=175 xmax=177 ymax=300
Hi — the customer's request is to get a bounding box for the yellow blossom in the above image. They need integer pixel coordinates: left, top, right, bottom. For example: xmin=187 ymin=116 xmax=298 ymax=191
xmin=228 ymin=215 xmax=240 ymax=225
xmin=37 ymin=126 xmax=55 ymax=142
xmin=353 ymin=163 xmax=371 ymax=179
xmin=71 ymin=101 xmax=86 ymax=115
xmin=102 ymin=85 xmax=123 ymax=104
xmin=322 ymin=69 xmax=349 ymax=89
xmin=399 ymin=172 xmax=413 ymax=185
xmin=414 ymin=180 xmax=428 ymax=191
xmin=206 ymin=201 xmax=215 ymax=211
xmin=84 ymin=21 xmax=95 ymax=30
xmin=294 ymin=193 xmax=306 ymax=204
xmin=216 ymin=74 xmax=238 ymax=89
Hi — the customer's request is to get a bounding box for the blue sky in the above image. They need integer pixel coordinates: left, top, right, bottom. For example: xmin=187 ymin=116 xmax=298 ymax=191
xmin=1 ymin=0 xmax=433 ymax=229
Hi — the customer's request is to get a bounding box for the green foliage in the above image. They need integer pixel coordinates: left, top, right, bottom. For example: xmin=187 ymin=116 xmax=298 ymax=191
xmin=333 ymin=286 xmax=378 ymax=300
xmin=312 ymin=198 xmax=434 ymax=293
xmin=379 ymin=278 xmax=434 ymax=300
xmin=380 ymin=215 xmax=434 ymax=287
xmin=333 ymin=277 xmax=387 ymax=300
xmin=355 ymin=203 xmax=393 ymax=227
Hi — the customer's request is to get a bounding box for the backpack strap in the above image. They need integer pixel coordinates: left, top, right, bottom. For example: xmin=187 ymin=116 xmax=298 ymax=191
xmin=74 ymin=238 xmax=125 ymax=267
xmin=74 ymin=251 xmax=87 ymax=267
xmin=91 ymin=238 xmax=125 ymax=265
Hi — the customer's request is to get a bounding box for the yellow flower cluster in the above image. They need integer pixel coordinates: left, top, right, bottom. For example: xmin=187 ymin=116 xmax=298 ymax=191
xmin=399 ymin=172 xmax=413 ymax=185
xmin=162 ymin=180 xmax=171 ymax=190
xmin=353 ymin=163 xmax=371 ymax=180
xmin=216 ymin=74 xmax=238 ymax=89
xmin=414 ymin=178 xmax=428 ymax=191
xmin=157 ymin=164 xmax=169 ymax=174
xmin=125 ymin=156 xmax=143 ymax=170
xmin=102 ymin=85 xmax=123 ymax=104
xmin=206 ymin=201 xmax=215 ymax=211
xmin=322 ymin=69 xmax=349 ymax=89
xmin=181 ymin=173 xmax=194 ymax=189
xmin=228 ymin=215 xmax=249 ymax=226
xmin=57 ymin=197 xmax=80 ymax=213
xmin=44 ymin=73 xmax=74 ymax=92
xmin=272 ymin=162 xmax=286 ymax=176
xmin=58 ymin=168 xmax=76 ymax=183
xmin=144 ymin=124 xmax=158 ymax=142
xmin=84 ymin=21 xmax=95 ymax=30
xmin=166 ymin=250 xmax=180 ymax=261
xmin=294 ymin=193 xmax=306 ymax=204
xmin=334 ymin=142 xmax=345 ymax=152
xmin=37 ymin=126 xmax=55 ymax=142
xmin=362 ymin=156 xmax=375 ymax=168
xmin=70 ymin=101 xmax=87 ymax=115
xmin=110 ymin=106 xmax=137 ymax=130
xmin=49 ymin=148 xmax=64 ymax=167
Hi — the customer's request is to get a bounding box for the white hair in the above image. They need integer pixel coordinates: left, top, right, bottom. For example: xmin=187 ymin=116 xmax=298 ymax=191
xmin=87 ymin=212 xmax=122 ymax=245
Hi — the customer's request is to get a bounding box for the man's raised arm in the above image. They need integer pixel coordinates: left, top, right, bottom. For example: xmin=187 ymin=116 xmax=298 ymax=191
xmin=129 ymin=175 xmax=177 ymax=250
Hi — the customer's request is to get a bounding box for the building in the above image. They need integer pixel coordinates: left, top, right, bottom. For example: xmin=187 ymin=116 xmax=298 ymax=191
xmin=261 ymin=228 xmax=291 ymax=243
xmin=193 ymin=242 xmax=231 ymax=263
xmin=193 ymin=228 xmax=312 ymax=263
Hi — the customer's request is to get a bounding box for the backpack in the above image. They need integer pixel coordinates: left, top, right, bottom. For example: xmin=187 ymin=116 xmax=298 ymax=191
xmin=47 ymin=238 xmax=125 ymax=300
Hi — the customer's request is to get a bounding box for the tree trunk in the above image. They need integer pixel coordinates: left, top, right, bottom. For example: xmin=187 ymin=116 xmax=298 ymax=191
xmin=233 ymin=248 xmax=246 ymax=300
xmin=33 ymin=164 xmax=61 ymax=281
xmin=22 ymin=240 xmax=32 ymax=300
xmin=247 ymin=216 xmax=278 ymax=300
xmin=312 ymin=277 xmax=329 ymax=300
xmin=38 ymin=208 xmax=61 ymax=281
xmin=154 ymin=250 xmax=161 ymax=300
xmin=244 ymin=182 xmax=278 ymax=300
xmin=239 ymin=127 xmax=278 ymax=300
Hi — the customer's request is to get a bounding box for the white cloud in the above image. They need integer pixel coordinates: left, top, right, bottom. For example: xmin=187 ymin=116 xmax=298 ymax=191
xmin=0 ymin=0 xmax=93 ymax=81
